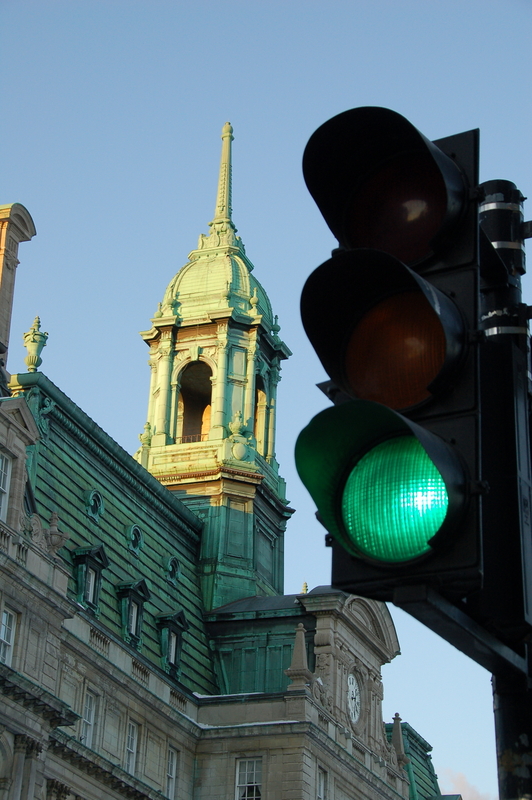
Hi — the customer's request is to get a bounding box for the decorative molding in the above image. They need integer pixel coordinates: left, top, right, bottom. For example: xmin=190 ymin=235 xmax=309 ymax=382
xmin=131 ymin=660 xmax=150 ymax=686
xmin=0 ymin=663 xmax=78 ymax=727
xmin=89 ymin=627 xmax=110 ymax=657
xmin=169 ymin=689 xmax=187 ymax=712
xmin=49 ymin=729 xmax=163 ymax=800
xmin=46 ymin=779 xmax=70 ymax=800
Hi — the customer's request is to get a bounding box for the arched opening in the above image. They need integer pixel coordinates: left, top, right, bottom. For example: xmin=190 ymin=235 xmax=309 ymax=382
xmin=254 ymin=375 xmax=268 ymax=455
xmin=180 ymin=362 xmax=212 ymax=442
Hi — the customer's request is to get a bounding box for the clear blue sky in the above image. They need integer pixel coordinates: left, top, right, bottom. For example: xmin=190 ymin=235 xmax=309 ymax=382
xmin=4 ymin=2 xmax=532 ymax=797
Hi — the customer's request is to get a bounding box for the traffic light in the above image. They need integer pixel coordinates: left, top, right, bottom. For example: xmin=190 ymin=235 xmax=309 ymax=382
xmin=296 ymin=107 xmax=483 ymax=603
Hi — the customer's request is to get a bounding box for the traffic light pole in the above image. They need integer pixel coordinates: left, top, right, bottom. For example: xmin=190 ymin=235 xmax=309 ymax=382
xmin=493 ymin=666 xmax=532 ymax=800
xmin=478 ymin=180 xmax=532 ymax=800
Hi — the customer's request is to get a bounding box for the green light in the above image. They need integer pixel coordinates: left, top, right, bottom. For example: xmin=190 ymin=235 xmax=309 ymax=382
xmin=341 ymin=436 xmax=448 ymax=563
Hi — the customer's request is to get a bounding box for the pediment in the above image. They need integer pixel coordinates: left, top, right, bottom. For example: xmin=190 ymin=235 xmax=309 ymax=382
xmin=0 ymin=396 xmax=40 ymax=442
xmin=343 ymin=596 xmax=400 ymax=662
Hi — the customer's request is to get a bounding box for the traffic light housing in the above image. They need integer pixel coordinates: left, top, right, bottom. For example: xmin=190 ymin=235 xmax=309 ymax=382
xmin=296 ymin=108 xmax=532 ymax=664
xmin=296 ymin=107 xmax=483 ymax=602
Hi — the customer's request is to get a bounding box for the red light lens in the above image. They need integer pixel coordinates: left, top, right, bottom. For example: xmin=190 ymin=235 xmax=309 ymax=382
xmin=345 ymin=291 xmax=446 ymax=409
xmin=344 ymin=152 xmax=448 ymax=265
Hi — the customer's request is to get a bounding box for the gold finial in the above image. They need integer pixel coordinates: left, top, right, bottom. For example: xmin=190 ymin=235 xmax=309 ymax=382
xmin=301 ymin=582 xmax=308 ymax=594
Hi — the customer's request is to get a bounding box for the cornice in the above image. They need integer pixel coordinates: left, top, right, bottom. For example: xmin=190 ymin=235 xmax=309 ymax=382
xmin=0 ymin=663 xmax=78 ymax=728
xmin=49 ymin=729 xmax=166 ymax=800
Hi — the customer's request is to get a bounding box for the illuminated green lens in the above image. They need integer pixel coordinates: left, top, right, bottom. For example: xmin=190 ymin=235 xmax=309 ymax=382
xmin=341 ymin=436 xmax=448 ymax=563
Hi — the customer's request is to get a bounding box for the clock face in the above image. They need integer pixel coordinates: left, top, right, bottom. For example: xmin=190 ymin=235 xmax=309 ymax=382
xmin=347 ymin=673 xmax=361 ymax=724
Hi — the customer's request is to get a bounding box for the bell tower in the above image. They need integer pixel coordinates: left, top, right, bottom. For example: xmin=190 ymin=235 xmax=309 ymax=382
xmin=136 ymin=123 xmax=293 ymax=611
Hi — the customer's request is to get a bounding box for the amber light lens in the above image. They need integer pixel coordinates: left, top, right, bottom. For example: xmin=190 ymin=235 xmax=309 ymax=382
xmin=344 ymin=152 xmax=448 ymax=265
xmin=344 ymin=292 xmax=446 ymax=409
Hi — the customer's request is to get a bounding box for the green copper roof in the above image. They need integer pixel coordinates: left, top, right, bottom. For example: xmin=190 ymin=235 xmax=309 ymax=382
xmin=386 ymin=720 xmax=443 ymax=800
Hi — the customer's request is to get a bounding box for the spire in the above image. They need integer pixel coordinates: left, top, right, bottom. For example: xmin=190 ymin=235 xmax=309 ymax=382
xmin=194 ymin=122 xmax=242 ymax=254
xmin=391 ymin=712 xmax=410 ymax=766
xmin=212 ymin=122 xmax=234 ymax=224
xmin=285 ymin=623 xmax=313 ymax=691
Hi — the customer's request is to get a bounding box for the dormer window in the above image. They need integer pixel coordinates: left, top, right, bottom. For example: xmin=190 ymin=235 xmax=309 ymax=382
xmin=72 ymin=545 xmax=109 ymax=615
xmin=156 ymin=610 xmax=188 ymax=676
xmin=117 ymin=580 xmax=151 ymax=651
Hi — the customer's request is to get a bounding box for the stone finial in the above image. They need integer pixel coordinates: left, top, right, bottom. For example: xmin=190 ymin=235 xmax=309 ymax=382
xmin=271 ymin=315 xmax=281 ymax=342
xmin=391 ymin=712 xmax=410 ymax=766
xmin=23 ymin=316 xmax=48 ymax=373
xmin=250 ymin=287 xmax=259 ymax=312
xmin=285 ymin=623 xmax=313 ymax=691
xmin=46 ymin=512 xmax=69 ymax=556
xmin=139 ymin=422 xmax=152 ymax=446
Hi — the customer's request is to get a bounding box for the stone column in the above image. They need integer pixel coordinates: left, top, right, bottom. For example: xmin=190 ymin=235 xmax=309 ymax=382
xmin=0 ymin=205 xmax=36 ymax=366
xmin=145 ymin=357 xmax=157 ymax=429
xmin=243 ymin=347 xmax=257 ymax=430
xmin=210 ymin=334 xmax=228 ymax=439
xmin=266 ymin=366 xmax=280 ymax=461
xmin=11 ymin=735 xmax=27 ymax=800
xmin=153 ymin=336 xmax=173 ymax=446
xmin=168 ymin=375 xmax=181 ymax=442
xmin=21 ymin=738 xmax=42 ymax=800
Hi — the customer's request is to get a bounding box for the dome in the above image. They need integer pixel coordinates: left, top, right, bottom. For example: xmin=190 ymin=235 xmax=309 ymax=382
xmin=160 ymin=237 xmax=273 ymax=328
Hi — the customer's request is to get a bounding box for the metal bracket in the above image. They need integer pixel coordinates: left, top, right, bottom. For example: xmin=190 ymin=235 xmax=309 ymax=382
xmin=393 ymin=584 xmax=528 ymax=676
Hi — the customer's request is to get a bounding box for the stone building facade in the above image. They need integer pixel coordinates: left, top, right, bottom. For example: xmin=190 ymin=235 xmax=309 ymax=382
xmin=0 ymin=126 xmax=450 ymax=800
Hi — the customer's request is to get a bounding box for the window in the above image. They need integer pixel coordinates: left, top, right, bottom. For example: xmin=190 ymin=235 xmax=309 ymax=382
xmin=86 ymin=568 xmax=97 ymax=604
xmin=168 ymin=632 xmax=178 ymax=664
xmin=0 ymin=608 xmax=16 ymax=666
xmin=0 ymin=453 xmax=11 ymax=521
xmin=72 ymin=545 xmax=109 ymax=615
xmin=127 ymin=524 xmax=143 ymax=555
xmin=166 ymin=746 xmax=178 ymax=798
xmin=156 ymin=610 xmax=188 ymax=676
xmin=317 ymin=767 xmax=327 ymax=800
xmin=129 ymin=601 xmax=139 ymax=637
xmin=85 ymin=489 xmax=104 ymax=522
xmin=236 ymin=758 xmax=262 ymax=799
xmin=81 ymin=690 xmax=96 ymax=748
xmin=125 ymin=721 xmax=138 ymax=775
xmin=116 ymin=580 xmax=151 ymax=650
xmin=179 ymin=361 xmax=212 ymax=442
xmin=165 ymin=557 xmax=180 ymax=587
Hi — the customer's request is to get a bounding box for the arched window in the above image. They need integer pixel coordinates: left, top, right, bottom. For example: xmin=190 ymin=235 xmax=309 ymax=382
xmin=180 ymin=362 xmax=212 ymax=443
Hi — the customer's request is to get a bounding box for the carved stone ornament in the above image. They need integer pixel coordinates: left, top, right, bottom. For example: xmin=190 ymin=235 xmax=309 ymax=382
xmin=232 ymin=441 xmax=248 ymax=461
xmin=138 ymin=421 xmax=152 ymax=446
xmin=229 ymin=410 xmax=245 ymax=435
xmin=29 ymin=513 xmax=46 ymax=549
xmin=46 ymin=512 xmax=70 ymax=555
xmin=23 ymin=316 xmax=48 ymax=373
